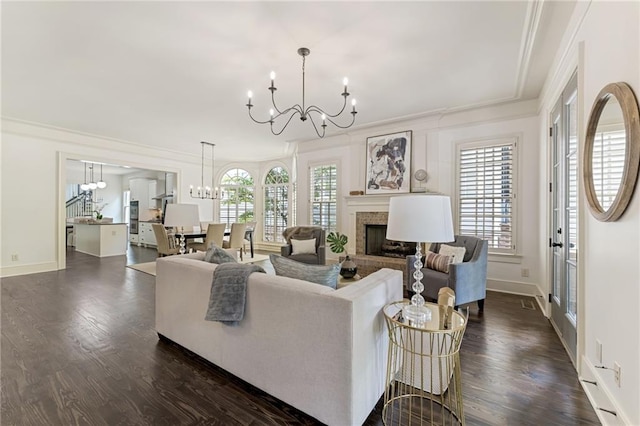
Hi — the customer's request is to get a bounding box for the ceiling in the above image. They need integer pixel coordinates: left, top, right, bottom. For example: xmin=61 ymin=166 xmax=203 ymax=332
xmin=1 ymin=1 xmax=575 ymax=162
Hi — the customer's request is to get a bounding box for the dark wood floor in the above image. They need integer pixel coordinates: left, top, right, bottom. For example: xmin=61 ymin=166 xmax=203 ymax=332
xmin=1 ymin=250 xmax=599 ymax=425
xmin=125 ymin=242 xmax=160 ymax=265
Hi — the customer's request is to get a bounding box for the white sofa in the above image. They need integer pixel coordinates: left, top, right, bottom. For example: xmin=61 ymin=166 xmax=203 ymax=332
xmin=155 ymin=252 xmax=403 ymax=426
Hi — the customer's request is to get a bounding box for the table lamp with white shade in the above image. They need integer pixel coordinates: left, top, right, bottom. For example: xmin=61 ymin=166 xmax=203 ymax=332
xmin=386 ymin=195 xmax=454 ymax=323
xmin=163 ymin=204 xmax=200 ymax=254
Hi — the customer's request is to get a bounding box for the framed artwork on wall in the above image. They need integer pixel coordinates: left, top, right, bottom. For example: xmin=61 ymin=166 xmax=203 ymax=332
xmin=365 ymin=130 xmax=412 ymax=194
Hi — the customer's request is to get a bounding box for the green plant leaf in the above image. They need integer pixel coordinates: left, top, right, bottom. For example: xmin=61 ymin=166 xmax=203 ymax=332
xmin=326 ymin=232 xmax=348 ymax=254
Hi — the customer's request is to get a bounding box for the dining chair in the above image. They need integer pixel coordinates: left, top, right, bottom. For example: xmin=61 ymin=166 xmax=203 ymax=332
xmin=152 ymin=223 xmax=180 ymax=256
xmin=188 ymin=223 xmax=226 ymax=252
xmin=243 ymin=221 xmax=257 ymax=258
xmin=222 ymin=222 xmax=248 ymax=260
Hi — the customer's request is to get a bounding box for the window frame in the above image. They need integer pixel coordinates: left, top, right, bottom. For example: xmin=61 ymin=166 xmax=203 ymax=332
xmin=219 ymin=168 xmax=255 ymax=227
xmin=455 ymin=136 xmax=519 ymax=255
xmin=263 ymin=166 xmax=290 ymax=243
xmin=309 ymin=163 xmax=339 ymax=233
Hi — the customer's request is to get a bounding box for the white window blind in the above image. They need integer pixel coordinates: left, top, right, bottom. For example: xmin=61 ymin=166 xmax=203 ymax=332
xmin=592 ymin=129 xmax=625 ymax=211
xmin=310 ymin=164 xmax=337 ymax=232
xmin=458 ymin=140 xmax=516 ymax=253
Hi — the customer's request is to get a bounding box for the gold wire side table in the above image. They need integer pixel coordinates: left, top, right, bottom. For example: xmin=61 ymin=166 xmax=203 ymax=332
xmin=382 ymin=300 xmax=467 ymax=426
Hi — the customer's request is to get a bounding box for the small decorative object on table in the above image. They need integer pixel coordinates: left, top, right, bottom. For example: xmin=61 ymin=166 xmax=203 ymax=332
xmin=327 ymin=231 xmax=357 ymax=278
xmin=94 ymin=202 xmax=108 ymax=221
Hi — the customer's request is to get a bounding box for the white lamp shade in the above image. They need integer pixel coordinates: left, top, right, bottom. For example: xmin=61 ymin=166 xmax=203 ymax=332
xmin=386 ymin=195 xmax=454 ymax=243
xmin=163 ymin=204 xmax=200 ymax=229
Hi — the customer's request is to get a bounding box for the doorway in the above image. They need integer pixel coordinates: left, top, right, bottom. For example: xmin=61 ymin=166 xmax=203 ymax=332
xmin=549 ymin=72 xmax=578 ymax=363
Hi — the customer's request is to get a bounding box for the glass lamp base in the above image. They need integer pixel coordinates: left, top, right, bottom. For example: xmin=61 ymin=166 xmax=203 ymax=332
xmin=402 ymin=304 xmax=432 ymax=323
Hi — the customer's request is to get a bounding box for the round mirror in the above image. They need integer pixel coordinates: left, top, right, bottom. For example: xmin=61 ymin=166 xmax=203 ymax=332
xmin=584 ymin=82 xmax=640 ymax=221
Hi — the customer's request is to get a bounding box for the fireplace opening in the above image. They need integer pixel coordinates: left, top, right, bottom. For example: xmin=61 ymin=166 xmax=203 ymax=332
xmin=365 ymin=224 xmax=416 ymax=258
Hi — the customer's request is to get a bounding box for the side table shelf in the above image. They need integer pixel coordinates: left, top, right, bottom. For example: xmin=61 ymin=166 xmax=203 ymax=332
xmin=382 ymin=300 xmax=468 ymax=425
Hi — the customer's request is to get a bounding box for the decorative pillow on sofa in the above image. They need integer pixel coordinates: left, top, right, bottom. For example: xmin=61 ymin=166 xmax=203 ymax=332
xmin=423 ymin=251 xmax=453 ymax=273
xmin=439 ymin=244 xmax=466 ymax=264
xmin=291 ymin=238 xmax=317 ymax=255
xmin=269 ymin=254 xmax=339 ymax=289
xmin=204 ymin=243 xmax=237 ymax=264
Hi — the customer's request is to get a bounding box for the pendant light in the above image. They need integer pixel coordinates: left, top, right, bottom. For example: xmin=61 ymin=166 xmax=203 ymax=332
xmin=88 ymin=164 xmax=98 ymax=190
xmin=80 ymin=163 xmax=90 ymax=191
xmin=97 ymin=164 xmax=107 ymax=189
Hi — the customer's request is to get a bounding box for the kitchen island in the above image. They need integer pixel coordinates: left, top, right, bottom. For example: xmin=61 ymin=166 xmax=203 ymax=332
xmin=74 ymin=222 xmax=128 ymax=258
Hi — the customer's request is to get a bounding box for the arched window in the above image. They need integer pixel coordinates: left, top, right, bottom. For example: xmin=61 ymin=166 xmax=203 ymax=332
xmin=263 ymin=166 xmax=290 ymax=242
xmin=220 ymin=168 xmax=254 ymax=227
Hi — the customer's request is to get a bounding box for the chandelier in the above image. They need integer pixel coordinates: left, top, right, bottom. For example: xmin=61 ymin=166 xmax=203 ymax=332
xmin=190 ymin=141 xmax=219 ymax=200
xmin=246 ymin=47 xmax=357 ymax=138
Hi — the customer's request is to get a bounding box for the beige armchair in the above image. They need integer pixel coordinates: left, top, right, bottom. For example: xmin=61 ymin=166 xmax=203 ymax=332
xmin=222 ymin=222 xmax=248 ymax=260
xmin=188 ymin=223 xmax=226 ymax=252
xmin=152 ymin=224 xmax=180 ymax=256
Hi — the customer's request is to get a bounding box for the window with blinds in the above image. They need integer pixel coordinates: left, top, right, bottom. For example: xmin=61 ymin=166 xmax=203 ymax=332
xmin=310 ymin=164 xmax=337 ymax=232
xmin=220 ymin=168 xmax=254 ymax=227
xmin=263 ymin=166 xmax=289 ymax=243
xmin=457 ymin=139 xmax=517 ymax=254
xmin=592 ymin=129 xmax=625 ymax=211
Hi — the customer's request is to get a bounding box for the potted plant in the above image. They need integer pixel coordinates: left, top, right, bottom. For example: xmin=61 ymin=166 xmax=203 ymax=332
xmin=326 ymin=231 xmax=357 ymax=279
xmin=93 ymin=203 xmax=108 ymax=222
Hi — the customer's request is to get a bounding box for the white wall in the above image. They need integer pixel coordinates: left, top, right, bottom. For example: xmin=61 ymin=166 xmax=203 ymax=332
xmin=0 ymin=119 xmax=204 ymax=277
xmin=0 ymin=118 xmax=292 ymax=277
xmin=296 ymin=99 xmax=541 ymax=296
xmin=538 ymin=1 xmax=640 ymax=424
xmin=66 ymin=163 xmax=124 ymax=221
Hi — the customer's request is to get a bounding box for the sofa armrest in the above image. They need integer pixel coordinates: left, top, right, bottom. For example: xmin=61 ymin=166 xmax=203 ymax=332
xmin=281 ymin=244 xmax=292 ymax=256
xmin=317 ymin=245 xmax=326 ymax=265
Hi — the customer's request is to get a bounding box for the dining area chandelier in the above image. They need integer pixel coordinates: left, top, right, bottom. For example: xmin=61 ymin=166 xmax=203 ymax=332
xmin=190 ymin=141 xmax=219 ymax=200
xmin=246 ymin=47 xmax=357 ymax=138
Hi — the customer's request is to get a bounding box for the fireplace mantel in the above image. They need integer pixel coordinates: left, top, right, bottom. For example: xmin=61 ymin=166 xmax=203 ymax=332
xmin=344 ymin=195 xmax=393 ymax=255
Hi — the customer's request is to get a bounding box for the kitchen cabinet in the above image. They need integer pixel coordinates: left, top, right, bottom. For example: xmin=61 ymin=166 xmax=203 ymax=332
xmin=129 ymin=178 xmax=160 ymax=220
xmin=139 ymin=222 xmax=158 ymax=247
xmin=129 ymin=178 xmax=149 ymax=203
xmin=129 ymin=233 xmax=139 ymax=244
xmin=149 ymin=180 xmax=159 ymax=207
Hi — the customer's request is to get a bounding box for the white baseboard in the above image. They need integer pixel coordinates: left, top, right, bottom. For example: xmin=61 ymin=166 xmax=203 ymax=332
xmin=486 ymin=278 xmax=539 ymax=296
xmin=1 ymin=261 xmax=59 ymax=278
xmin=580 ymin=356 xmax=630 ymax=425
xmin=486 ymin=279 xmax=548 ymax=316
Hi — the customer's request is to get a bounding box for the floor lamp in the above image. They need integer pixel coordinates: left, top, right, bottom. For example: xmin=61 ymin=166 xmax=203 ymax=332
xmin=164 ymin=204 xmax=200 ymax=254
xmin=386 ymin=195 xmax=454 ymax=322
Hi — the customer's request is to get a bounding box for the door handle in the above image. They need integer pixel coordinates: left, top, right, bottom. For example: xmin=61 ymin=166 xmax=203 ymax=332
xmin=552 ymin=242 xmax=563 ymax=248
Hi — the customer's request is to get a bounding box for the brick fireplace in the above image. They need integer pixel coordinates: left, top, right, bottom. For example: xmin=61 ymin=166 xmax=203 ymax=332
xmin=345 ymin=202 xmax=410 ymax=287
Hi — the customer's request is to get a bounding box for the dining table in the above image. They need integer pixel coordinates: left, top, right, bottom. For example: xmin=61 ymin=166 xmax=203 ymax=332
xmin=174 ymin=228 xmax=254 ymax=258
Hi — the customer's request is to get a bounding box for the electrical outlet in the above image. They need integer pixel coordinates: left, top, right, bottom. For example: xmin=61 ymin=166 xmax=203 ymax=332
xmin=11 ymin=254 xmax=18 ymax=261
xmin=596 ymin=340 xmax=602 ymax=364
xmin=521 ymin=268 xmax=529 ymax=277
xmin=614 ymin=362 xmax=621 ymax=387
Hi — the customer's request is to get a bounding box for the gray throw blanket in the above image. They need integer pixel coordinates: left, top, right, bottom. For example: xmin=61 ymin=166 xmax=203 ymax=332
xmin=205 ymin=263 xmax=265 ymax=326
